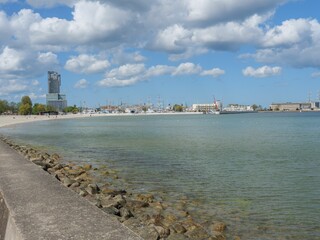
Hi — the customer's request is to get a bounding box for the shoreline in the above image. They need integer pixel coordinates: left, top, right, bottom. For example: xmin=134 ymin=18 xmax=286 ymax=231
xmin=0 ymin=112 xmax=202 ymax=128
xmin=0 ymin=135 xmax=229 ymax=240
xmin=0 ymin=113 xmax=231 ymax=239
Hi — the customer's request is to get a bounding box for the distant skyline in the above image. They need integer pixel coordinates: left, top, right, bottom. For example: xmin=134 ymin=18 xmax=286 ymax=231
xmin=1 ymin=0 xmax=320 ymax=107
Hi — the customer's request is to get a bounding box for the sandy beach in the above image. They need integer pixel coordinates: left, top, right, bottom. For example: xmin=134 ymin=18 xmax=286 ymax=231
xmin=0 ymin=112 xmax=202 ymax=128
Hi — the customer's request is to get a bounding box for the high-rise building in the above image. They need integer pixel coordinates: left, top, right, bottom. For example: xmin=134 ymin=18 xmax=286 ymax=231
xmin=46 ymin=71 xmax=67 ymax=112
xmin=48 ymin=71 xmax=61 ymax=93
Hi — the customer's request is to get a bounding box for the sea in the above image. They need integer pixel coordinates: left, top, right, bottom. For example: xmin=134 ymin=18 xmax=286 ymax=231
xmin=1 ymin=112 xmax=319 ymax=239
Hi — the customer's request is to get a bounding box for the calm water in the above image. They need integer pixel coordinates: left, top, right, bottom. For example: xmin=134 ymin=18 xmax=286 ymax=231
xmin=1 ymin=112 xmax=320 ymax=239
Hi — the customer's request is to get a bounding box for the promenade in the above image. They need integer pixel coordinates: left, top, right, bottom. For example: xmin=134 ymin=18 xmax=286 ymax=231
xmin=0 ymin=140 xmax=142 ymax=240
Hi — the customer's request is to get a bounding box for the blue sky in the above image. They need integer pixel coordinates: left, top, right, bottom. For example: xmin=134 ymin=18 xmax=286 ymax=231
xmin=1 ymin=0 xmax=320 ymax=108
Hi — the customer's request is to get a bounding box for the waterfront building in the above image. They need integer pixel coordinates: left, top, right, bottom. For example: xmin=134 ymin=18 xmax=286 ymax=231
xmin=46 ymin=71 xmax=67 ymax=111
xmin=269 ymin=102 xmax=318 ymax=111
xmin=223 ymin=104 xmax=254 ymax=112
xmin=192 ymin=101 xmax=222 ymax=112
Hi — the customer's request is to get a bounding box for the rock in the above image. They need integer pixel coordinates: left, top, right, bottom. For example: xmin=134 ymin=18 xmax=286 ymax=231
xmin=102 ymin=206 xmax=120 ymax=216
xmin=32 ymin=160 xmax=51 ymax=171
xmin=70 ymin=182 xmax=80 ymax=188
xmin=154 ymin=225 xmax=170 ymax=238
xmin=101 ymin=187 xmax=126 ymax=196
xmin=75 ymin=172 xmax=90 ymax=182
xmin=149 ymin=201 xmax=165 ymax=211
xmin=137 ymin=226 xmax=159 ymax=240
xmin=212 ymin=222 xmax=227 ymax=233
xmin=99 ymin=194 xmax=125 ymax=209
xmin=126 ymin=200 xmax=149 ymax=210
xmin=79 ymin=190 xmax=88 ymax=197
xmin=185 ymin=226 xmax=210 ymax=240
xmin=120 ymin=207 xmax=134 ymax=221
xmin=211 ymin=231 xmax=226 ymax=240
xmin=172 ymin=223 xmax=187 ymax=234
xmin=67 ymin=169 xmax=85 ymax=177
xmin=136 ymin=193 xmax=154 ymax=203
xmin=51 ymin=153 xmax=60 ymax=160
xmin=63 ymin=177 xmax=75 ymax=187
xmin=85 ymin=183 xmax=100 ymax=195
xmin=83 ymin=164 xmax=92 ymax=171
xmin=167 ymin=233 xmax=188 ymax=240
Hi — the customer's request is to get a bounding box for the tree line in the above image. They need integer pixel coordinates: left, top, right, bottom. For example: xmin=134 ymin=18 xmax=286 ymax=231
xmin=0 ymin=96 xmax=79 ymax=115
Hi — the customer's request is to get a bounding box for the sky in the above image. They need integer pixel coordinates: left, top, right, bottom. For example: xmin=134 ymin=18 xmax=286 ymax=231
xmin=1 ymin=0 xmax=320 ymax=108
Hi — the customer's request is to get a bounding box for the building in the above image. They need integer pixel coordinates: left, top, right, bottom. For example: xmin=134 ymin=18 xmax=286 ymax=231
xmin=46 ymin=71 xmax=67 ymax=111
xmin=269 ymin=102 xmax=315 ymax=111
xmin=223 ymin=104 xmax=254 ymax=112
xmin=192 ymin=101 xmax=222 ymax=112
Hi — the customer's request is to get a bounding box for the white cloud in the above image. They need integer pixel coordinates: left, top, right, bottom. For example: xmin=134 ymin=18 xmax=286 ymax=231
xmin=172 ymin=62 xmax=202 ymax=75
xmin=262 ymin=18 xmax=313 ymax=48
xmin=97 ymin=62 xmax=223 ymax=87
xmin=242 ymin=66 xmax=282 ymax=78
xmin=111 ymin=49 xmax=146 ymax=65
xmin=74 ymin=79 xmax=88 ymax=89
xmin=29 ymin=92 xmax=46 ymax=100
xmin=151 ymin=24 xmax=192 ymax=53
xmin=65 ymin=54 xmax=110 ymax=74
xmin=0 ymin=80 xmax=28 ymax=96
xmin=186 ymin=0 xmax=283 ymax=26
xmin=201 ymin=68 xmax=225 ymax=77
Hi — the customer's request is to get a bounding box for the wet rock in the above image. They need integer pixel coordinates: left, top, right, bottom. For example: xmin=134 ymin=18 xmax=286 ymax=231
xmin=172 ymin=223 xmax=187 ymax=234
xmin=98 ymin=194 xmax=125 ymax=209
xmin=120 ymin=207 xmax=134 ymax=221
xmin=85 ymin=183 xmax=100 ymax=195
xmin=137 ymin=226 xmax=159 ymax=240
xmin=51 ymin=153 xmax=60 ymax=161
xmin=75 ymin=172 xmax=90 ymax=182
xmin=83 ymin=164 xmax=92 ymax=171
xmin=126 ymin=200 xmax=149 ymax=210
xmin=167 ymin=233 xmax=188 ymax=240
xmin=149 ymin=201 xmax=165 ymax=211
xmin=137 ymin=193 xmax=154 ymax=203
xmin=102 ymin=206 xmax=120 ymax=216
xmin=185 ymin=226 xmax=210 ymax=239
xmin=212 ymin=222 xmax=227 ymax=233
xmin=154 ymin=225 xmax=170 ymax=238
xmin=63 ymin=177 xmax=75 ymax=187
xmin=211 ymin=231 xmax=226 ymax=240
xmin=32 ymin=160 xmax=51 ymax=171
xmin=79 ymin=190 xmax=88 ymax=197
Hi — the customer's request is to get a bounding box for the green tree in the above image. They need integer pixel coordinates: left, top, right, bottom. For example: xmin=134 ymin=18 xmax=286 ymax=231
xmin=32 ymin=103 xmax=46 ymax=115
xmin=19 ymin=96 xmax=32 ymax=115
xmin=0 ymin=100 xmax=9 ymax=114
xmin=63 ymin=105 xmax=79 ymax=114
xmin=21 ymin=96 xmax=32 ymax=106
xmin=46 ymin=105 xmax=57 ymax=112
xmin=173 ymin=104 xmax=184 ymax=112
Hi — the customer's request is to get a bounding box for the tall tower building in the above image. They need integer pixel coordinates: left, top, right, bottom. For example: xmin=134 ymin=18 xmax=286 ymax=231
xmin=46 ymin=71 xmax=67 ymax=112
xmin=48 ymin=71 xmax=61 ymax=93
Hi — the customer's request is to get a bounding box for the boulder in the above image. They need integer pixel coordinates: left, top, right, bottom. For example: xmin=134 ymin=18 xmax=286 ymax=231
xmin=172 ymin=223 xmax=187 ymax=234
xmin=185 ymin=226 xmax=210 ymax=240
xmin=154 ymin=225 xmax=170 ymax=238
xmin=63 ymin=177 xmax=75 ymax=187
xmin=85 ymin=183 xmax=100 ymax=195
xmin=102 ymin=206 xmax=120 ymax=216
xmin=212 ymin=222 xmax=227 ymax=233
xmin=120 ymin=207 xmax=134 ymax=221
xmin=136 ymin=193 xmax=154 ymax=203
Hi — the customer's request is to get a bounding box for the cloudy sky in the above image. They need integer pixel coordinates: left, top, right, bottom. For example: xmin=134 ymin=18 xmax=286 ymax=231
xmin=1 ymin=0 xmax=320 ymax=107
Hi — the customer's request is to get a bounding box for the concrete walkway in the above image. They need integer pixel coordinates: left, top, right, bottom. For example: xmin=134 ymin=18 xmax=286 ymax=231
xmin=0 ymin=140 xmax=142 ymax=240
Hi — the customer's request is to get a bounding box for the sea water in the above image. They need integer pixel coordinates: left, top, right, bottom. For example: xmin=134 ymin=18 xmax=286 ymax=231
xmin=1 ymin=112 xmax=320 ymax=239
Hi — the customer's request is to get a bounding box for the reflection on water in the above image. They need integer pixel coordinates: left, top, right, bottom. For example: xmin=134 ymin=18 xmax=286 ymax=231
xmin=1 ymin=113 xmax=320 ymax=239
